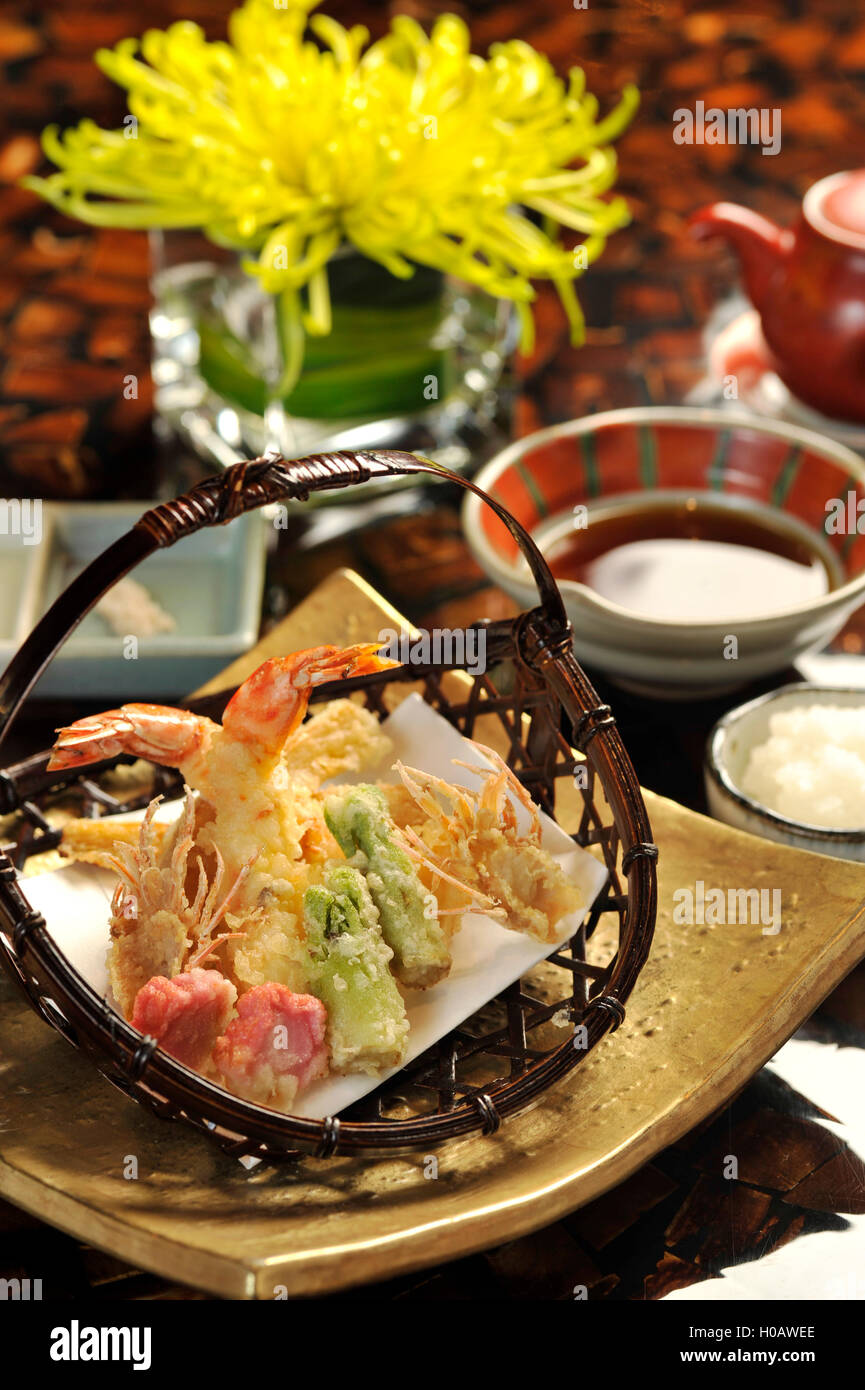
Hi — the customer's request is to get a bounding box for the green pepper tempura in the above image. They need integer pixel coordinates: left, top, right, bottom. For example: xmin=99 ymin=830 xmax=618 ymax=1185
xmin=305 ymin=865 xmax=410 ymax=1074
xmin=324 ymin=785 xmax=451 ymax=988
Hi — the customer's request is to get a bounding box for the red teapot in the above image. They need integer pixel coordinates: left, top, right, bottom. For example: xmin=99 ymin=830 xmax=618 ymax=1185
xmin=691 ymin=171 xmax=865 ymax=424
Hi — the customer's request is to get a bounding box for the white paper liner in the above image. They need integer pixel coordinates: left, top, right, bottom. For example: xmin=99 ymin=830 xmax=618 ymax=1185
xmin=24 ymin=692 xmax=608 ymax=1121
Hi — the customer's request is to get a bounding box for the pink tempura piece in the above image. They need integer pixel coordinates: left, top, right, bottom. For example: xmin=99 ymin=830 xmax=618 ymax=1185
xmin=212 ymin=983 xmax=329 ymax=1109
xmin=131 ymin=967 xmax=238 ymax=1071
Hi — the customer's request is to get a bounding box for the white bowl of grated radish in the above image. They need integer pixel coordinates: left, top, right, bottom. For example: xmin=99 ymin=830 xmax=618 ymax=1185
xmin=705 ymin=684 xmax=865 ymax=861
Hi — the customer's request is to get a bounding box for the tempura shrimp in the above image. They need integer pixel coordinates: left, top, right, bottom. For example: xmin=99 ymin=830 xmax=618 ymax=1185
xmin=104 ymin=790 xmax=252 ymax=1015
xmin=394 ymin=742 xmax=585 ymax=944
xmin=49 ymin=644 xmax=397 ymax=998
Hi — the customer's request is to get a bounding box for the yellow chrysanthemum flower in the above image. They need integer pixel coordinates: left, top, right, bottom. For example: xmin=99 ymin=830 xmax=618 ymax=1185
xmin=23 ymin=0 xmax=637 ymax=348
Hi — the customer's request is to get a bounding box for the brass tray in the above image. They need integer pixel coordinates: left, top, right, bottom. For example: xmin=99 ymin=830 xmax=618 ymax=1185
xmin=1 ymin=569 xmax=864 ymax=1298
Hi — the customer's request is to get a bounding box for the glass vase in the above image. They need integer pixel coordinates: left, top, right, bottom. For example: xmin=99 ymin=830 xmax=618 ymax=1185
xmin=150 ymin=232 xmax=517 ymax=489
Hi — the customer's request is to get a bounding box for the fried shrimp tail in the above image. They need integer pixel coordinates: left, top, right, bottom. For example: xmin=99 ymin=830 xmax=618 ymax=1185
xmin=220 ymin=643 xmax=398 ymax=755
xmin=47 ymin=643 xmax=396 ymax=777
xmin=48 ymin=704 xmax=217 ymax=773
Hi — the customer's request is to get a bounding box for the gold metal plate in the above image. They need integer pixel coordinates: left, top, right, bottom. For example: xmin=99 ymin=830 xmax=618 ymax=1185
xmin=1 ymin=569 xmax=864 ymax=1298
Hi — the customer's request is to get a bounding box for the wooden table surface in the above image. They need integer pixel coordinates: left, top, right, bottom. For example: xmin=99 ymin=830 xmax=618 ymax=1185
xmin=2 ymin=0 xmax=865 ymax=1300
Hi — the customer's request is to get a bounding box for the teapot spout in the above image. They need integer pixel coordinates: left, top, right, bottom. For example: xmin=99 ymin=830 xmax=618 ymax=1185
xmin=690 ymin=202 xmax=791 ymax=309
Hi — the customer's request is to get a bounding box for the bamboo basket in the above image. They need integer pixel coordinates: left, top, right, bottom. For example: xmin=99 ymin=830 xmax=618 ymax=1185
xmin=0 ymin=450 xmax=657 ymax=1159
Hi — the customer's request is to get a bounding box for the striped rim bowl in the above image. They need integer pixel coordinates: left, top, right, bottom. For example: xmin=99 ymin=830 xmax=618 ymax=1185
xmin=462 ymin=407 xmax=865 ymax=694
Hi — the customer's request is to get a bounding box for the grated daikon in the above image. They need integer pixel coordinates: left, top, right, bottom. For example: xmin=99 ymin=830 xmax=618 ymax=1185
xmin=741 ymin=704 xmax=865 ymax=828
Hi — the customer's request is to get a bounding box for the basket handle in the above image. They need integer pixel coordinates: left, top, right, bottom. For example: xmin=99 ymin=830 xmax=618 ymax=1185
xmin=0 ymin=449 xmax=569 ymax=753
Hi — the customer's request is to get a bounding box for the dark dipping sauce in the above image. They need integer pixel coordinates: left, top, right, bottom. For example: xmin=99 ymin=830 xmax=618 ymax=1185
xmin=543 ymin=496 xmax=835 ymax=622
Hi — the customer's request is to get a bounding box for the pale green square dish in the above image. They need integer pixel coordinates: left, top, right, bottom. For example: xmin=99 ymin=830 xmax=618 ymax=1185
xmin=0 ymin=502 xmax=268 ymax=700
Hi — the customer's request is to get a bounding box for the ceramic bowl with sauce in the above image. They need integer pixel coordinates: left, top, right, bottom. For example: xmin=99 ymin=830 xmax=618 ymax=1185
xmin=463 ymin=407 xmax=865 ymax=696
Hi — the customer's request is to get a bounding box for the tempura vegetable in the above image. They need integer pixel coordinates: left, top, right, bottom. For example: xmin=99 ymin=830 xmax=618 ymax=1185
xmin=324 ymin=785 xmax=451 ymax=989
xmin=60 ymin=815 xmax=167 ymax=869
xmin=213 ymin=982 xmax=329 ymax=1108
xmin=281 ymin=699 xmax=393 ymax=786
xmin=305 ymin=865 xmax=409 ymax=1074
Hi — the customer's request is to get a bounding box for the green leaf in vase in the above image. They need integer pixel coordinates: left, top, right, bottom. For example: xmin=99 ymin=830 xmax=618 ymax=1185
xmin=199 ymin=310 xmax=453 ymax=420
xmin=297 ymin=303 xmax=446 ymax=370
xmin=197 ymin=317 xmax=270 ymax=416
xmin=282 ymin=346 xmax=452 ymax=419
